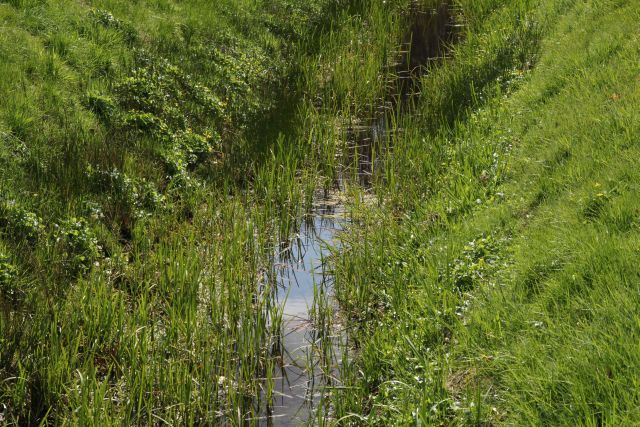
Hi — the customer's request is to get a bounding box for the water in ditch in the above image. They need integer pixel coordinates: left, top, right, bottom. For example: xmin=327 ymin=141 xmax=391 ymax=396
xmin=258 ymin=108 xmax=395 ymax=425
xmin=260 ymin=192 xmax=347 ymax=426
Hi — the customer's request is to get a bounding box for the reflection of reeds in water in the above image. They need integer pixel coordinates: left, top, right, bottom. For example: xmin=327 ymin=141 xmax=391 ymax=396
xmin=258 ymin=193 xmax=346 ymax=425
xmin=326 ymin=1 xmax=458 ymax=194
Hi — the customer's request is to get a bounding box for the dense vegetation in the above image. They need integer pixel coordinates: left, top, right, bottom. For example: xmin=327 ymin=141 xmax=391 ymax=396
xmin=0 ymin=0 xmax=638 ymax=425
xmin=0 ymin=0 xmax=335 ymax=423
xmin=331 ymin=0 xmax=640 ymax=425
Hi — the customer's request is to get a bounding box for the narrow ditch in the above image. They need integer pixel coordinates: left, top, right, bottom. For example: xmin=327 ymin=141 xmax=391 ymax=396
xmin=261 ymin=193 xmax=346 ymax=425
xmin=258 ymin=1 xmax=458 ymax=424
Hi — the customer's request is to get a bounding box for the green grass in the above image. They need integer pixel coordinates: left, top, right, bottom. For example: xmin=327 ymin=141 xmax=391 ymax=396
xmin=329 ymin=0 xmax=640 ymax=424
xmin=0 ymin=0 xmax=339 ymax=424
xmin=1 ymin=0 xmax=638 ymax=424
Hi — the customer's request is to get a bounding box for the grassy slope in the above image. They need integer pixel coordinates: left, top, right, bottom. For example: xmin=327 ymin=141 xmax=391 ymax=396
xmin=333 ymin=0 xmax=640 ymax=424
xmin=1 ymin=0 xmax=638 ymax=425
xmin=0 ymin=0 xmax=421 ymax=424
xmin=0 ymin=0 xmax=336 ymax=424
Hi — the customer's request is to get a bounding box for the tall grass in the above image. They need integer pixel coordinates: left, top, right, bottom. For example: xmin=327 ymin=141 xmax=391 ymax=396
xmin=328 ymin=0 xmax=640 ymax=424
xmin=1 ymin=0 xmax=636 ymax=424
xmin=0 ymin=0 xmax=337 ymax=424
xmin=0 ymin=0 xmax=428 ymax=422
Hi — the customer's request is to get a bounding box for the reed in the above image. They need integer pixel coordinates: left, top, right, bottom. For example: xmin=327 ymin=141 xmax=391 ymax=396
xmin=2 ymin=0 xmax=637 ymax=425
